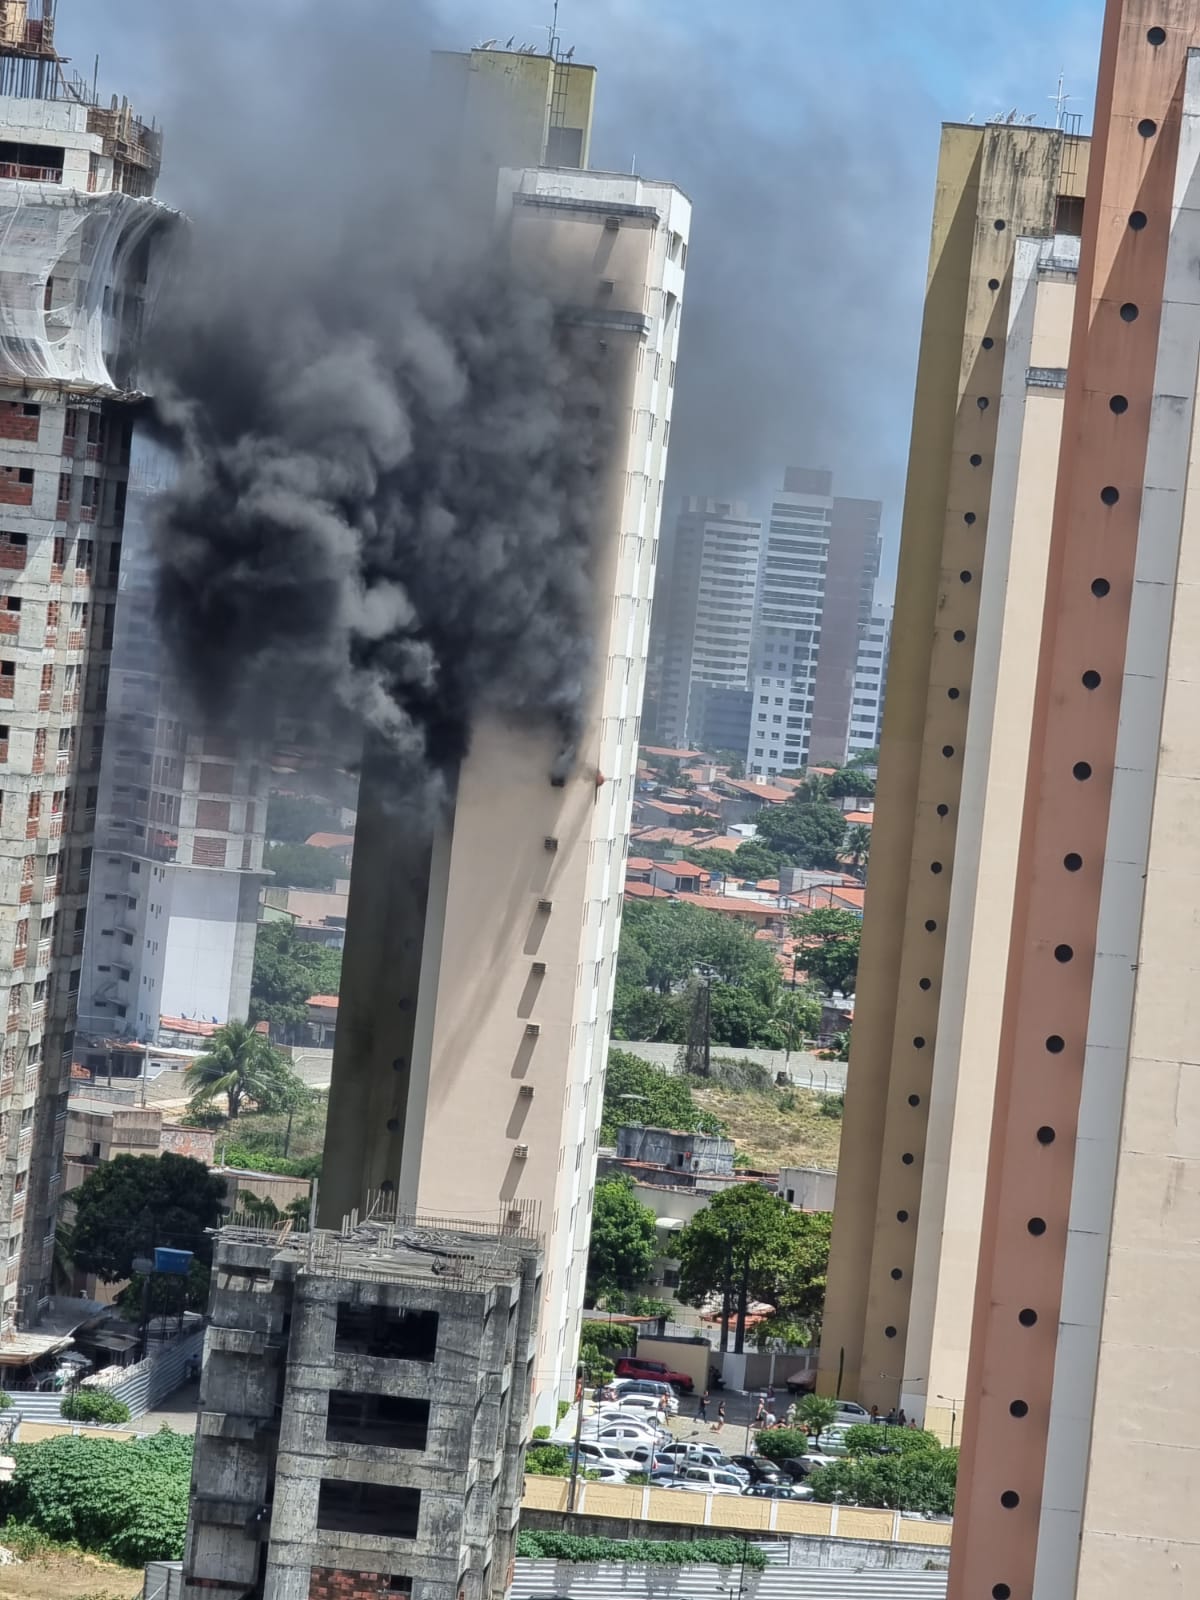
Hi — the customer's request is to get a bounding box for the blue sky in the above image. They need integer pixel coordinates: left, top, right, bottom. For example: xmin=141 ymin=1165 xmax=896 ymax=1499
xmin=69 ymin=0 xmax=1106 ymax=574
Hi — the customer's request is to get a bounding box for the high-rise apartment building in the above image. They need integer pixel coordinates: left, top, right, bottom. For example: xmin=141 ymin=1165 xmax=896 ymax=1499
xmin=847 ymin=601 xmax=892 ymax=759
xmin=652 ymin=497 xmax=761 ymax=749
xmin=183 ymin=1210 xmax=542 ymax=1600
xmin=77 ymin=434 xmax=268 ymax=1043
xmin=322 ymin=51 xmax=688 ymax=1427
xmin=747 ymin=468 xmax=881 ymax=776
xmin=817 ymin=117 xmax=1088 ymax=1413
xmin=0 ymin=2 xmax=162 ymax=1329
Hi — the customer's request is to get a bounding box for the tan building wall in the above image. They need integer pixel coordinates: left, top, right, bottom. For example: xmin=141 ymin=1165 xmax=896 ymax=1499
xmin=950 ymin=6 xmax=1200 ymax=1597
xmin=820 ymin=121 xmax=1086 ymax=1407
xmin=903 ymin=237 xmax=1074 ymax=1445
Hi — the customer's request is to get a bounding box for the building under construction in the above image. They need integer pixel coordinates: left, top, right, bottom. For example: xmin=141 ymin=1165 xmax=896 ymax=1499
xmin=0 ymin=0 xmax=166 ymax=1334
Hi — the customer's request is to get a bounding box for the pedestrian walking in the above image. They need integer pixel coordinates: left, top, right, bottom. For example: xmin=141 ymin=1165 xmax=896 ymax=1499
xmin=897 ymin=1409 xmax=907 ymax=1428
xmin=697 ymin=1390 xmax=709 ymax=1422
xmin=754 ymin=1396 xmax=767 ymax=1426
xmin=715 ymin=1400 xmax=726 ymax=1432
xmin=869 ymin=1405 xmax=880 ymax=1424
xmin=885 ymin=1407 xmax=897 ymax=1426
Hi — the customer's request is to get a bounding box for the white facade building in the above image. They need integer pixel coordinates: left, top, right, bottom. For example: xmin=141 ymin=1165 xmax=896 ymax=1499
xmin=653 ymin=497 xmax=761 ymax=748
xmin=847 ymin=601 xmax=892 ymax=758
xmin=77 ymin=434 xmax=267 ymax=1044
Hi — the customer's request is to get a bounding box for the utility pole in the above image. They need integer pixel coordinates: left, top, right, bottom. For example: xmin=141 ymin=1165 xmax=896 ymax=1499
xmin=566 ymin=1362 xmax=587 ymax=1512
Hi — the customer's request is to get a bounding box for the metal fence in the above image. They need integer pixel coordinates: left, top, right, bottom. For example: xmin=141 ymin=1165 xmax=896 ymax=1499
xmin=7 ymin=1325 xmax=203 ymax=1427
xmin=512 ymin=1561 xmax=948 ymax=1598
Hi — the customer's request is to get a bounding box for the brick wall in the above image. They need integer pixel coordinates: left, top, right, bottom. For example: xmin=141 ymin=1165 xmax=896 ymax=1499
xmin=0 ymin=404 xmax=39 ymax=442
xmin=308 ymin=1568 xmax=411 ymax=1600
xmin=160 ymin=1123 xmax=216 ymax=1161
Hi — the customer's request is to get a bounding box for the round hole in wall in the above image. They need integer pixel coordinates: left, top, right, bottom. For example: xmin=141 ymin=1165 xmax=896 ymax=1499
xmin=937 ymin=803 xmax=950 ymax=816
xmin=1046 ymin=1035 xmax=1065 ymax=1054
xmin=1120 ymin=302 xmax=1139 ymax=322
xmin=930 ymin=860 xmax=943 ymax=875
xmin=970 ymin=453 xmax=983 ymax=466
xmin=988 ymin=276 xmax=1001 ymax=289
xmin=993 ymin=1587 xmax=1013 ymax=1600
xmin=891 ymin=1267 xmax=903 ymax=1280
xmin=925 ymin=919 xmax=937 ymax=932
xmin=397 ymin=996 xmax=413 ymax=1011
xmin=1054 ymin=944 xmax=1074 ymax=963
xmin=1091 ymin=577 xmax=1110 ymax=597
xmin=942 ymin=746 xmax=955 ymax=759
xmin=1009 ymin=1400 xmax=1029 ymax=1418
xmin=1100 ymin=485 xmax=1119 ymax=506
xmin=1064 ymin=852 xmax=1083 ymax=872
xmin=1073 ymin=761 xmax=1093 ymax=781
xmin=953 ymin=628 xmax=967 ymax=642
xmin=948 ymin=687 xmax=960 ymax=700
xmin=913 ymin=1036 xmax=926 ymax=1049
xmin=982 ymin=336 xmax=995 ymax=351
xmin=960 ymin=570 xmax=973 ymax=583
xmin=1138 ymin=117 xmax=1158 ymax=138
xmin=1110 ymin=394 xmax=1129 ymax=415
xmin=994 ymin=219 xmax=1006 ymax=231
xmin=392 ymin=1057 xmax=407 ymax=1072
xmin=884 ymin=1326 xmax=898 ymax=1339
xmin=1037 ymin=1126 xmax=1056 ymax=1145
xmin=897 ymin=1209 xmax=910 ymax=1222
xmin=964 ymin=511 xmax=977 ymax=525
xmin=977 ymin=396 xmax=990 ymax=411
xmin=1129 ymin=210 xmax=1147 ymax=231
xmin=386 ymin=1117 xmax=400 ymax=1133
xmin=919 ymin=977 xmax=932 ymax=991
xmin=1028 ymin=1217 xmax=1047 ymax=1236
xmin=1000 ymin=1490 xmax=1021 ymax=1509
xmin=1018 ymin=1307 xmax=1038 ymax=1327
xmin=908 ymin=1094 xmax=921 ymax=1107
xmin=1082 ymin=670 xmax=1101 ymax=690
xmin=1148 ymin=25 xmax=1167 ymax=44
xmin=902 ymin=1152 xmax=915 ymax=1165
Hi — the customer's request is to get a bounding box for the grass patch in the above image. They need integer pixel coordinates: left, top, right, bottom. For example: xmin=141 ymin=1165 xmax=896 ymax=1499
xmin=690 ymin=1083 xmax=841 ymax=1170
xmin=212 ymin=1095 xmax=328 ymax=1167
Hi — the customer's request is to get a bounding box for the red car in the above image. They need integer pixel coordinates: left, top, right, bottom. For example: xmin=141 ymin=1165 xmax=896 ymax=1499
xmin=614 ymin=1356 xmax=694 ymax=1393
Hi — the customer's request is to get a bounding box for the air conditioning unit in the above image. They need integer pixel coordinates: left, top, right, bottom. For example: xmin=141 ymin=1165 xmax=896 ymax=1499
xmin=525 ymin=1023 xmax=541 ymax=1038
xmin=514 ymin=1144 xmax=529 ymax=1160
xmin=531 ymin=961 xmax=547 ymax=976
xmin=544 ymin=836 xmax=558 ymax=852
xmin=537 ymin=898 xmax=553 ymax=913
xmin=519 ymin=1085 xmax=535 ymax=1099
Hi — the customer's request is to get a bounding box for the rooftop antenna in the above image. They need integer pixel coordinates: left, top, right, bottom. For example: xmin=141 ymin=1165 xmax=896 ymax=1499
xmin=1050 ymin=71 xmax=1073 ymax=129
xmin=550 ymin=0 xmax=560 ymax=56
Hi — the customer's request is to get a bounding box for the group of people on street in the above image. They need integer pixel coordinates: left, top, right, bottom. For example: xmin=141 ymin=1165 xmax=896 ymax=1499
xmin=691 ymin=1390 xmax=923 ymax=1433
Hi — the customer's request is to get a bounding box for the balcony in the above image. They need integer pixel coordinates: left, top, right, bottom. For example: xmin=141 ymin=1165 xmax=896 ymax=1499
xmin=0 ymin=162 xmax=62 ymax=184
xmin=54 ymin=756 xmax=69 ymax=778
xmin=34 ymin=939 xmax=50 ymax=967
xmin=10 ymin=1193 xmax=24 ymax=1220
xmin=40 ymin=876 xmax=58 ymax=903
xmin=28 ymin=1003 xmax=44 ymax=1030
xmin=66 ymin=631 xmax=84 ymax=652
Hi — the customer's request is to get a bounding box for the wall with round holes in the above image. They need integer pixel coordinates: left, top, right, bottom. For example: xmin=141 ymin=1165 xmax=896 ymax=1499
xmin=948 ymin=12 xmax=1193 ymax=1600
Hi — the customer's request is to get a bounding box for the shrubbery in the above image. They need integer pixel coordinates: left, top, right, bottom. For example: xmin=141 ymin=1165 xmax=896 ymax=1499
xmin=805 ymin=1424 xmax=957 ymax=1516
xmin=59 ymin=1390 xmax=132 ymax=1426
xmin=0 ymin=1431 xmax=193 ymax=1564
xmin=516 ymin=1531 xmax=768 ymax=1568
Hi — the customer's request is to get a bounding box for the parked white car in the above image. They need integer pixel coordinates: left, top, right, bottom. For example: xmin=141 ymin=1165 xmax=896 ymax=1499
xmin=571 ymin=1441 xmax=641 ymax=1470
xmin=831 ymin=1401 xmax=872 ymax=1425
xmin=674 ymin=1466 xmax=746 ymax=1496
xmin=585 ymin=1406 xmax=662 ymax=1429
xmin=610 ymin=1378 xmax=680 ymax=1415
xmin=588 ymin=1423 xmax=667 ymax=1449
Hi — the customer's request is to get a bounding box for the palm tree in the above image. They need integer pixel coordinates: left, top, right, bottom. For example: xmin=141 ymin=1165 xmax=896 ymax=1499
xmin=185 ymin=1020 xmax=307 ymax=1121
xmin=846 ymin=824 xmax=872 ymax=878
xmin=798 ymin=1392 xmax=839 ymax=1446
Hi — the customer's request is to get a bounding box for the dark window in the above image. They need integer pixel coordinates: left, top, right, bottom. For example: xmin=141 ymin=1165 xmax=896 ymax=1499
xmin=17 ymin=468 xmax=32 ymax=485
xmin=316 ymin=1479 xmax=420 ymax=1538
xmin=1054 ymin=195 xmax=1084 ymax=236
xmin=335 ymin=1302 xmax=438 ymax=1362
xmin=326 ymin=1392 xmax=430 ymax=1450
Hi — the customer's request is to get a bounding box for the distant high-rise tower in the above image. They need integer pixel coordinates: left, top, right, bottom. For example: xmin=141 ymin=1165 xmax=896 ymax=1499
xmin=747 ymin=468 xmax=881 ymax=775
xmin=322 ymin=52 xmax=689 ymax=1427
xmin=652 ymin=497 xmax=761 ymax=749
xmin=0 ymin=0 xmax=164 ymax=1327
xmin=847 ymin=601 xmax=891 ymax=760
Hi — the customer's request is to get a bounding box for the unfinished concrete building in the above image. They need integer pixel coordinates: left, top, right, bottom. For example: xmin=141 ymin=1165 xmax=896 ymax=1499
xmin=0 ymin=0 xmax=165 ymax=1330
xmin=184 ymin=1211 xmax=543 ymax=1600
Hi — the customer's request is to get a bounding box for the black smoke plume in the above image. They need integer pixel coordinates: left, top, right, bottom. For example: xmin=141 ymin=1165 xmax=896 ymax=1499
xmin=139 ymin=6 xmax=607 ymax=795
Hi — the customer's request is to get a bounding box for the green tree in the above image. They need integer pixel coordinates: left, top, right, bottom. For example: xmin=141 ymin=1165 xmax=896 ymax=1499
xmin=791 ymin=907 xmax=862 ymax=995
xmin=798 ymin=1392 xmax=839 ymax=1444
xmin=0 ymin=1430 xmax=193 ymax=1563
xmin=70 ymin=1153 xmax=225 ymax=1282
xmin=845 ymin=823 xmax=872 ymax=877
xmin=727 ymin=840 xmax=782 ymax=880
xmin=250 ymin=923 xmax=341 ymax=1041
xmin=586 ymin=1176 xmax=658 ymax=1301
xmin=675 ymin=1185 xmax=810 ymax=1349
xmin=185 ymin=1020 xmax=308 ymax=1120
xmin=60 ymin=1390 xmax=132 ymax=1426
xmin=599 ymin=1050 xmax=725 ymax=1143
xmin=756 ymin=798 xmax=846 ymax=870
xmin=263 ymin=842 xmax=341 ymax=889
xmin=827 ymin=767 xmax=876 ymax=799
xmin=806 ymin=1443 xmax=957 ymax=1515
xmin=266 ymin=793 xmax=344 ymax=843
